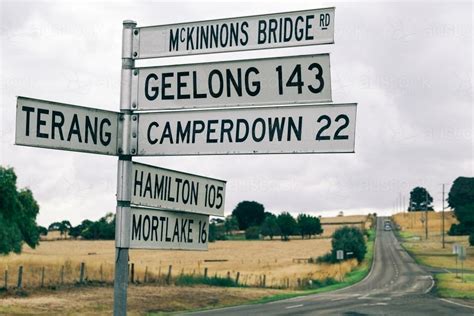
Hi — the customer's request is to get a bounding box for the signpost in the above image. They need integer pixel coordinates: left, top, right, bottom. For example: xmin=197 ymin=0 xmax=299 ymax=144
xmin=336 ymin=250 xmax=344 ymax=281
xmin=13 ymin=6 xmax=359 ymax=316
xmin=134 ymin=54 xmax=332 ymax=110
xmin=132 ymin=162 xmax=226 ymax=216
xmin=129 ymin=208 xmax=209 ymax=250
xmin=15 ymin=97 xmax=119 ymax=155
xmin=133 ymin=7 xmax=335 ymax=59
xmin=137 ymin=103 xmax=357 ymax=156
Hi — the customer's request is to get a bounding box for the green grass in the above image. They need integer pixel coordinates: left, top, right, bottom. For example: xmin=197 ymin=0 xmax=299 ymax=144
xmin=249 ymin=228 xmax=376 ymax=304
xmin=435 ymin=273 xmax=474 ymax=299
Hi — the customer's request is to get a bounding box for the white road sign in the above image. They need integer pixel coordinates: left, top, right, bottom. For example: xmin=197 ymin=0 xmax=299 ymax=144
xmin=134 ymin=7 xmax=335 ymax=59
xmin=131 ymin=162 xmax=226 ymax=216
xmin=136 ymin=103 xmax=357 ymax=156
xmin=129 ymin=208 xmax=209 ymax=251
xmin=15 ymin=97 xmax=119 ymax=155
xmin=135 ymin=54 xmax=331 ymax=110
xmin=336 ymin=250 xmax=344 ymax=260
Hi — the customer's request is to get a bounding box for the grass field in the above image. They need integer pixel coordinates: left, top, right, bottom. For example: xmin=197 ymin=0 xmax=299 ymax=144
xmin=1 ymin=215 xmax=375 ymax=290
xmin=0 ymin=238 xmax=359 ymax=289
xmin=392 ymin=211 xmax=474 ymax=299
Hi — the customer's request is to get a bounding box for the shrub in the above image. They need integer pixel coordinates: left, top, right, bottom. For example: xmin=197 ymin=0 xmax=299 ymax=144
xmin=331 ymin=226 xmax=367 ymax=263
xmin=448 ymin=223 xmax=470 ymax=236
xmin=245 ymin=226 xmax=260 ymax=240
xmin=469 ymin=232 xmax=474 ymax=246
xmin=315 ymin=252 xmax=334 ymax=264
xmin=175 ymin=275 xmax=237 ymax=287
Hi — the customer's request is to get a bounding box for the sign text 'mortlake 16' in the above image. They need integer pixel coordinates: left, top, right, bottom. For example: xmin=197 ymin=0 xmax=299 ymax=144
xmin=135 ymin=54 xmax=331 ymax=110
xmin=130 ymin=207 xmax=209 ymax=250
xmin=137 ymin=103 xmax=357 ymax=156
xmin=131 ymin=162 xmax=226 ymax=216
xmin=15 ymin=97 xmax=119 ymax=155
xmin=134 ymin=8 xmax=335 ymax=59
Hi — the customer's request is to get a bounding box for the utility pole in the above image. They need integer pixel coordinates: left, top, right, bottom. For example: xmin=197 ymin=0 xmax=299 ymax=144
xmin=442 ymin=184 xmax=445 ymax=248
xmin=425 ymin=191 xmax=428 ymax=240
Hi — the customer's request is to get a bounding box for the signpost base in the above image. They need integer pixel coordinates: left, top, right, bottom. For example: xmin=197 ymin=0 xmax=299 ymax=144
xmin=114 ymin=247 xmax=129 ymax=316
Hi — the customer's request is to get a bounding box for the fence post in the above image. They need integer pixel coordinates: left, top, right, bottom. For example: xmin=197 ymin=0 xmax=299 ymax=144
xmin=100 ymin=264 xmax=104 ymax=282
xmin=235 ymin=272 xmax=240 ymax=285
xmin=4 ymin=270 xmax=8 ymax=289
xmin=79 ymin=262 xmax=85 ymax=284
xmin=144 ymin=266 xmax=148 ymax=283
xmin=227 ymin=271 xmax=231 ymax=279
xmin=41 ymin=267 xmax=45 ymax=287
xmin=263 ymin=274 xmax=266 ymax=287
xmin=167 ymin=265 xmax=172 ymax=285
xmin=204 ymin=267 xmax=208 ymax=278
xmin=130 ymin=263 xmax=135 ymax=283
xmin=60 ymin=266 xmax=64 ymax=285
xmin=17 ymin=266 xmax=23 ymax=288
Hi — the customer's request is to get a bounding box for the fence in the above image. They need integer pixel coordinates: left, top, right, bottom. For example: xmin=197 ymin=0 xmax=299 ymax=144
xmin=0 ymin=261 xmax=342 ymax=291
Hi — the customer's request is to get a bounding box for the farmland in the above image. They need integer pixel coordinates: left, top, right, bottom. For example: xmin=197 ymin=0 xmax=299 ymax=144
xmin=392 ymin=211 xmax=474 ymax=299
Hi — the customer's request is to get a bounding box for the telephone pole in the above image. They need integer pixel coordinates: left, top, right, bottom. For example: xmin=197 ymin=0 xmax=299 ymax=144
xmin=442 ymin=184 xmax=445 ymax=248
xmin=425 ymin=191 xmax=428 ymax=240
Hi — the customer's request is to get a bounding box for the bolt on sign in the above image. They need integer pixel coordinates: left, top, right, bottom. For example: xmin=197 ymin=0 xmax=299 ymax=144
xmin=15 ymin=96 xmax=119 ymax=155
xmin=129 ymin=207 xmax=209 ymax=251
xmin=137 ymin=103 xmax=357 ymax=156
xmin=131 ymin=162 xmax=226 ymax=216
xmin=134 ymin=54 xmax=331 ymax=110
xmin=133 ymin=7 xmax=335 ymax=59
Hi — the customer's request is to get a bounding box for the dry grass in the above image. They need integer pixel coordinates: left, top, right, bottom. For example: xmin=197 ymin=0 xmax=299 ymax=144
xmin=0 ymin=284 xmax=286 ymax=315
xmin=0 ymin=238 xmax=357 ymax=289
xmin=392 ymin=211 xmax=474 ymax=270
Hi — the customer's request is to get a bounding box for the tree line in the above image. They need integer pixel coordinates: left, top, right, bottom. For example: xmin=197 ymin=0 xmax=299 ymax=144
xmin=209 ymin=200 xmax=323 ymax=241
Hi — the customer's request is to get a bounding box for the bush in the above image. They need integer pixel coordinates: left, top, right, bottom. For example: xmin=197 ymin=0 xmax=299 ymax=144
xmin=469 ymin=232 xmax=474 ymax=246
xmin=331 ymin=226 xmax=367 ymax=263
xmin=315 ymin=252 xmax=334 ymax=264
xmin=175 ymin=275 xmax=237 ymax=287
xmin=448 ymin=223 xmax=470 ymax=236
xmin=245 ymin=226 xmax=260 ymax=240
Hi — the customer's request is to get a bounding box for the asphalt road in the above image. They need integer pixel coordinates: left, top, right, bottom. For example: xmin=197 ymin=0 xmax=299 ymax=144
xmin=189 ymin=217 xmax=474 ymax=315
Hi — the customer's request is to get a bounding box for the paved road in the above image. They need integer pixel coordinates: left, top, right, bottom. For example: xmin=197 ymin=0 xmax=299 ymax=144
xmin=190 ymin=217 xmax=474 ymax=315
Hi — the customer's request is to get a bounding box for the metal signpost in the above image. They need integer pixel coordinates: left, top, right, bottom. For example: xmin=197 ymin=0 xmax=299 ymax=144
xmin=14 ymin=7 xmax=360 ymax=316
xmin=336 ymin=250 xmax=344 ymax=281
xmin=137 ymin=103 xmax=357 ymax=156
xmin=134 ymin=54 xmax=332 ymax=110
xmin=133 ymin=8 xmax=335 ymax=59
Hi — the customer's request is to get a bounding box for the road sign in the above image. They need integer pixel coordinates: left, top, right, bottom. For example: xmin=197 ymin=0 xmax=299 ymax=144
xmin=458 ymin=246 xmax=466 ymax=260
xmin=15 ymin=96 xmax=119 ymax=155
xmin=453 ymin=244 xmax=460 ymax=255
xmin=134 ymin=54 xmax=331 ymax=110
xmin=134 ymin=7 xmax=335 ymax=59
xmin=336 ymin=250 xmax=344 ymax=260
xmin=137 ymin=103 xmax=357 ymax=156
xmin=131 ymin=162 xmax=226 ymax=216
xmin=129 ymin=207 xmax=209 ymax=251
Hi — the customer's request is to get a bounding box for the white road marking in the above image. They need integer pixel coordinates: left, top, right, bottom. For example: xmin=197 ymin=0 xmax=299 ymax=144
xmin=286 ymin=304 xmax=304 ymax=309
xmin=439 ymin=298 xmax=474 ymax=310
xmin=424 ymin=275 xmax=435 ymax=294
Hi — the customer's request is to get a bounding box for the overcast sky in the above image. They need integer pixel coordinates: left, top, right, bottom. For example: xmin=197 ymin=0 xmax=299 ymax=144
xmin=0 ymin=0 xmax=472 ymax=227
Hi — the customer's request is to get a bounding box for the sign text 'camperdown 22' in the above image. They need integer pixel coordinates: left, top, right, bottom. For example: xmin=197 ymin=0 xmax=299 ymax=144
xmin=133 ymin=8 xmax=334 ymax=58
xmin=137 ymin=103 xmax=357 ymax=156
xmin=130 ymin=208 xmax=209 ymax=250
xmin=131 ymin=162 xmax=225 ymax=216
xmin=15 ymin=97 xmax=119 ymax=155
xmin=135 ymin=54 xmax=331 ymax=110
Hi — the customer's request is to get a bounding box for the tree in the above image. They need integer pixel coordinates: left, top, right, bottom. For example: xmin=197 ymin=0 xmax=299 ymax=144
xmin=245 ymin=226 xmax=260 ymax=240
xmin=0 ymin=167 xmax=40 ymax=255
xmin=80 ymin=213 xmax=115 ymax=240
xmin=448 ymin=177 xmax=474 ymax=235
xmin=232 ymin=201 xmax=265 ymax=230
xmin=224 ymin=215 xmax=239 ymax=235
xmin=331 ymin=226 xmax=366 ymax=263
xmin=37 ymin=226 xmax=48 ymax=236
xmin=297 ymin=214 xmax=323 ymax=239
xmin=260 ymin=214 xmax=280 ymax=240
xmin=408 ymin=187 xmax=434 ymax=211
xmin=277 ymin=212 xmax=297 ymax=241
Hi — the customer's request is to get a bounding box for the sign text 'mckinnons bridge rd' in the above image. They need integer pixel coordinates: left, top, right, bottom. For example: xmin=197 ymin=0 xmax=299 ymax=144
xmin=134 ymin=7 xmax=335 ymax=59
